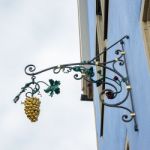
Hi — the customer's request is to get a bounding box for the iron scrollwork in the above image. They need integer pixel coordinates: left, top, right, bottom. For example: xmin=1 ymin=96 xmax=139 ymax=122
xmin=13 ymin=35 xmax=138 ymax=131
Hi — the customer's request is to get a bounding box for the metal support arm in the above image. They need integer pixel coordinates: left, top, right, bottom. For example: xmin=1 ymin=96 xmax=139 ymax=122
xmin=13 ymin=35 xmax=138 ymax=131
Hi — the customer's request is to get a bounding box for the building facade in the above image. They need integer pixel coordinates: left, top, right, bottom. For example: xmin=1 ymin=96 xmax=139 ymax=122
xmin=78 ymin=0 xmax=150 ymax=150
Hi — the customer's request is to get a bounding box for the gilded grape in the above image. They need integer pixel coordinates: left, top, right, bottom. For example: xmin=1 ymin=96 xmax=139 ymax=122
xmin=23 ymin=97 xmax=41 ymax=122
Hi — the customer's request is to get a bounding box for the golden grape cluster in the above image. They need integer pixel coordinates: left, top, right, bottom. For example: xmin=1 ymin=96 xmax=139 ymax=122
xmin=23 ymin=97 xmax=41 ymax=122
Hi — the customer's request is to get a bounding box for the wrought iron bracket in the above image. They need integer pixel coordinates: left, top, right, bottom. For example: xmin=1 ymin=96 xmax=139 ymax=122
xmin=13 ymin=35 xmax=138 ymax=131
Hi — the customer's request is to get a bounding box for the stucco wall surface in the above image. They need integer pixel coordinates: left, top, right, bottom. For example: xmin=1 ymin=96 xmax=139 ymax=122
xmin=93 ymin=0 xmax=150 ymax=150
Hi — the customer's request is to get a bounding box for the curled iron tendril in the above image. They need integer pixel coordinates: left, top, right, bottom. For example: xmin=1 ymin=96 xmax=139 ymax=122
xmin=13 ymin=81 xmax=41 ymax=103
xmin=13 ymin=78 xmax=61 ymax=103
xmin=25 ymin=64 xmax=36 ymax=75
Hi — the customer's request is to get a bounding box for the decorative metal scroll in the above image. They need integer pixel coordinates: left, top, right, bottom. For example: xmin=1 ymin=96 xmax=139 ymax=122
xmin=13 ymin=35 xmax=138 ymax=131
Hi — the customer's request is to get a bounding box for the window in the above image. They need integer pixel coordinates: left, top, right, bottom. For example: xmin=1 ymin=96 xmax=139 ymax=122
xmin=125 ymin=139 xmax=130 ymax=150
xmin=81 ymin=79 xmax=93 ymax=102
xmin=95 ymin=36 xmax=107 ymax=137
xmin=141 ymin=0 xmax=150 ymax=67
xmin=96 ymin=0 xmax=109 ymax=136
xmin=96 ymin=0 xmax=102 ymax=15
xmin=96 ymin=0 xmax=109 ymax=42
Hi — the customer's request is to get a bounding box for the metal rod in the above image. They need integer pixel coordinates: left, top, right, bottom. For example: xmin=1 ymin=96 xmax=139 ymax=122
xmin=90 ymin=35 xmax=129 ymax=62
xmin=25 ymin=62 xmax=96 ymax=76
xmin=120 ymin=40 xmax=138 ymax=131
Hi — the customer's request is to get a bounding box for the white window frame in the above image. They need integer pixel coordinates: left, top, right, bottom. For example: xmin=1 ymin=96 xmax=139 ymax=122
xmin=140 ymin=0 xmax=150 ymax=68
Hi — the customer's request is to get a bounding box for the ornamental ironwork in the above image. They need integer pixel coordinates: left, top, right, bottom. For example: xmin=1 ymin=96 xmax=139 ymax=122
xmin=13 ymin=35 xmax=138 ymax=131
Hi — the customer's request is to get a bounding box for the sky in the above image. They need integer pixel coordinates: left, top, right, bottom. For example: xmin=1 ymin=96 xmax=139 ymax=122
xmin=0 ymin=0 xmax=97 ymax=150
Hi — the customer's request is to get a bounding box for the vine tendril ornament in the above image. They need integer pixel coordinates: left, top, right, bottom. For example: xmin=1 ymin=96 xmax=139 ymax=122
xmin=13 ymin=35 xmax=138 ymax=131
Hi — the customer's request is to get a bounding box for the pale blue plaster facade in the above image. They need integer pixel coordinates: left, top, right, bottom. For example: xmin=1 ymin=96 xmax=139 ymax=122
xmin=87 ymin=0 xmax=150 ymax=150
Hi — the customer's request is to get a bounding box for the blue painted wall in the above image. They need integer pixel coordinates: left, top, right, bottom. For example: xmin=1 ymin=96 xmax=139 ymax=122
xmin=91 ymin=0 xmax=150 ymax=149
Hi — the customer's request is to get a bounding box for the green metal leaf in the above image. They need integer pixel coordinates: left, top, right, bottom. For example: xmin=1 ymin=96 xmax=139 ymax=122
xmin=44 ymin=79 xmax=61 ymax=97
